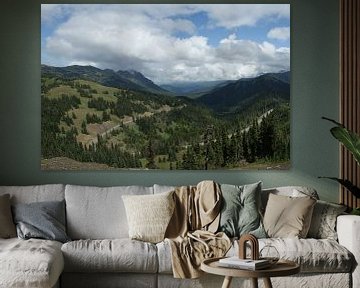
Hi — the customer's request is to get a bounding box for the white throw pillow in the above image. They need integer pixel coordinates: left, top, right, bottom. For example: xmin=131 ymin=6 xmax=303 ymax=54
xmin=122 ymin=191 xmax=175 ymax=243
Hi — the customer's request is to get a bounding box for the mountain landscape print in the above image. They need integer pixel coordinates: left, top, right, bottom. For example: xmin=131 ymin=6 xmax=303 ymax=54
xmin=41 ymin=4 xmax=290 ymax=170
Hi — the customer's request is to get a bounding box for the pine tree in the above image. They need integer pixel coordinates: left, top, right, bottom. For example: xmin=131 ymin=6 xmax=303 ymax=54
xmin=102 ymin=111 xmax=111 ymax=122
xmin=259 ymin=116 xmax=275 ymax=159
xmin=168 ymin=149 xmax=177 ymax=162
xmin=81 ymin=121 xmax=88 ymax=135
xmin=203 ymin=125 xmax=214 ymax=170
xmin=247 ymin=120 xmax=259 ymax=163
xmin=242 ymin=132 xmax=249 ymax=162
xmin=146 ymin=139 xmax=157 ymax=169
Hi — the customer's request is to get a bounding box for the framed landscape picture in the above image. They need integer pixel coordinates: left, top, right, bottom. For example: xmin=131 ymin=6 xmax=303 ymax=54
xmin=41 ymin=4 xmax=290 ymax=170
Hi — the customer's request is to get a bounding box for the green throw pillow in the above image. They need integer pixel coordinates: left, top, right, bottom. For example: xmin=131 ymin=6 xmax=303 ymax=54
xmin=218 ymin=182 xmax=266 ymax=238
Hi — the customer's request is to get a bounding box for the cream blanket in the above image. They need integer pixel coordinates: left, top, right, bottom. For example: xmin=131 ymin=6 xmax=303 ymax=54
xmin=165 ymin=181 xmax=231 ymax=278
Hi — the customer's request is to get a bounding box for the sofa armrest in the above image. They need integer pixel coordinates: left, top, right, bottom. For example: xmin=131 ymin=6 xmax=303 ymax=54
xmin=337 ymin=215 xmax=360 ymax=288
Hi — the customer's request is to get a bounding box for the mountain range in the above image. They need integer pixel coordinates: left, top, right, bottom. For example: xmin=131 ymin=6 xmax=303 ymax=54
xmin=160 ymin=80 xmax=230 ymax=97
xmin=42 ymin=64 xmax=290 ymax=115
xmin=41 ymin=64 xmax=169 ymax=95
xmin=196 ymin=71 xmax=290 ymax=113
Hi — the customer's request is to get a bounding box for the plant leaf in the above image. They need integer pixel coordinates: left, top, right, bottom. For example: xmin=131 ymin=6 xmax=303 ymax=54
xmin=322 ymin=116 xmax=360 ymax=165
xmin=330 ymin=126 xmax=360 ymax=165
xmin=318 ymin=177 xmax=360 ymax=198
xmin=322 ymin=116 xmax=345 ymax=128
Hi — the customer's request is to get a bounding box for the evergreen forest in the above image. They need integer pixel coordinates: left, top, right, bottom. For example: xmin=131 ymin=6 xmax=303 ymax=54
xmin=41 ymin=65 xmax=290 ymax=170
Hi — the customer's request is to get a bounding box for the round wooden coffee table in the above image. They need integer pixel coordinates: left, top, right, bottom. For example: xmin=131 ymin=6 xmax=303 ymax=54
xmin=201 ymin=257 xmax=300 ymax=288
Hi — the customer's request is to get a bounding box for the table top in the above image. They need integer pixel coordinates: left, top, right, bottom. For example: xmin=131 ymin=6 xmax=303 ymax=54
xmin=201 ymin=257 xmax=300 ymax=278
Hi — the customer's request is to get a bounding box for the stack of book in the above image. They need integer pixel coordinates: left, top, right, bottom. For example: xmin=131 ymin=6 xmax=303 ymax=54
xmin=218 ymin=257 xmax=271 ymax=270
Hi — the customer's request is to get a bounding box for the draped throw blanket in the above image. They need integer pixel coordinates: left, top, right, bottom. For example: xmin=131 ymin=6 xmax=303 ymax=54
xmin=165 ymin=181 xmax=231 ymax=279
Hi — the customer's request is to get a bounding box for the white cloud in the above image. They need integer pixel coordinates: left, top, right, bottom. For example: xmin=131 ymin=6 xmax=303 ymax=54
xmin=41 ymin=4 xmax=63 ymax=24
xmin=159 ymin=18 xmax=196 ymax=35
xmin=199 ymin=4 xmax=289 ymax=29
xmin=41 ymin=4 xmax=74 ymax=24
xmin=267 ymin=27 xmax=290 ymax=41
xmin=215 ymin=36 xmax=289 ymax=79
xmin=42 ymin=4 xmax=290 ymax=83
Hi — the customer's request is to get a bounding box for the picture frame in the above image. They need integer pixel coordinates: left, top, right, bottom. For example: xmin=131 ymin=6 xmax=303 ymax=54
xmin=41 ymin=4 xmax=290 ymax=171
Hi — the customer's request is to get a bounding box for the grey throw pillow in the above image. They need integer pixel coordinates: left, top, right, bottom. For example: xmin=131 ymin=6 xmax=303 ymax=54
xmin=218 ymin=182 xmax=266 ymax=238
xmin=307 ymin=200 xmax=347 ymax=240
xmin=12 ymin=200 xmax=70 ymax=243
xmin=0 ymin=194 xmax=17 ymax=238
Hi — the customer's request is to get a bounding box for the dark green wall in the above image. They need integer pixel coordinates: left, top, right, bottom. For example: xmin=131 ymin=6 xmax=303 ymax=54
xmin=0 ymin=0 xmax=340 ymax=202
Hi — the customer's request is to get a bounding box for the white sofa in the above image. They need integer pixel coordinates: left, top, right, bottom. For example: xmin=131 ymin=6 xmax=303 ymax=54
xmin=0 ymin=183 xmax=359 ymax=288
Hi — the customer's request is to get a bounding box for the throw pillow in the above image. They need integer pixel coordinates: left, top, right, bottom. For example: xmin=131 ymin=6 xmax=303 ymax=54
xmin=0 ymin=194 xmax=16 ymax=238
xmin=307 ymin=200 xmax=347 ymax=240
xmin=263 ymin=193 xmax=316 ymax=238
xmin=12 ymin=200 xmax=70 ymax=243
xmin=122 ymin=191 xmax=175 ymax=243
xmin=218 ymin=182 xmax=266 ymax=238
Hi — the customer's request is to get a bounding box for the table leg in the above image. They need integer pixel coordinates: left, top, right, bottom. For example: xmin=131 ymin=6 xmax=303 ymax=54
xmin=221 ymin=276 xmax=233 ymax=288
xmin=251 ymin=278 xmax=258 ymax=288
xmin=263 ymin=277 xmax=273 ymax=288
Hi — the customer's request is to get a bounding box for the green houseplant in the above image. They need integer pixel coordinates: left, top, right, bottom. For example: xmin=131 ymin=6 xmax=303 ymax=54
xmin=320 ymin=117 xmax=360 ymax=215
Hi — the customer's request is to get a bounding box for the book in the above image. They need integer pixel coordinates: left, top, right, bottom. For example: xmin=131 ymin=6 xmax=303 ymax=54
xmin=218 ymin=257 xmax=271 ymax=270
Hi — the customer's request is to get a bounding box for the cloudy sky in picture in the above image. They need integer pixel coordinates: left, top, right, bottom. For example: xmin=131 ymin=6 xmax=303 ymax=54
xmin=41 ymin=4 xmax=290 ymax=84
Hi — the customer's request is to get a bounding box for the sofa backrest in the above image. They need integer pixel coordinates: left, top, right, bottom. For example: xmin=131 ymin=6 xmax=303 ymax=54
xmin=65 ymin=184 xmax=153 ymax=239
xmin=0 ymin=183 xmax=320 ymax=240
xmin=153 ymin=184 xmax=176 ymax=194
xmin=0 ymin=184 xmax=65 ymax=204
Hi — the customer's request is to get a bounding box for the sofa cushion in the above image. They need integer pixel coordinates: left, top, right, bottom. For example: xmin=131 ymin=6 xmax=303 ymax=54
xmin=156 ymin=240 xmax=173 ymax=274
xmin=0 ymin=238 xmax=64 ymax=288
xmin=234 ymin=238 xmax=353 ymax=273
xmin=12 ymin=200 xmax=70 ymax=243
xmin=261 ymin=238 xmax=353 ymax=273
xmin=122 ymin=191 xmax=175 ymax=243
xmin=61 ymin=239 xmax=158 ymax=273
xmin=156 ymin=238 xmax=355 ymax=274
xmin=158 ymin=237 xmax=353 ymax=274
xmin=0 ymin=184 xmax=65 ymax=204
xmin=0 ymin=194 xmax=16 ymax=238
xmin=263 ymin=193 xmax=316 ymax=238
xmin=65 ymin=185 xmax=153 ymax=239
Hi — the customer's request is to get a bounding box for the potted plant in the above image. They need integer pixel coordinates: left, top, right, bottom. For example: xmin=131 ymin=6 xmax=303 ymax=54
xmin=320 ymin=117 xmax=360 ymax=215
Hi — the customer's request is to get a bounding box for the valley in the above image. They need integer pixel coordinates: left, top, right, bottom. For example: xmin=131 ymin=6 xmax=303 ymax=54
xmin=41 ymin=65 xmax=290 ymax=170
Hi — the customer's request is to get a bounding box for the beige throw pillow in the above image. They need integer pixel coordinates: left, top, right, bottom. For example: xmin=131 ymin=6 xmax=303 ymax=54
xmin=0 ymin=194 xmax=17 ymax=238
xmin=122 ymin=191 xmax=175 ymax=243
xmin=263 ymin=193 xmax=316 ymax=238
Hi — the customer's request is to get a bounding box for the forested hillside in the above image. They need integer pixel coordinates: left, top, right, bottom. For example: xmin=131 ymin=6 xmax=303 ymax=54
xmin=41 ymin=66 xmax=290 ymax=170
